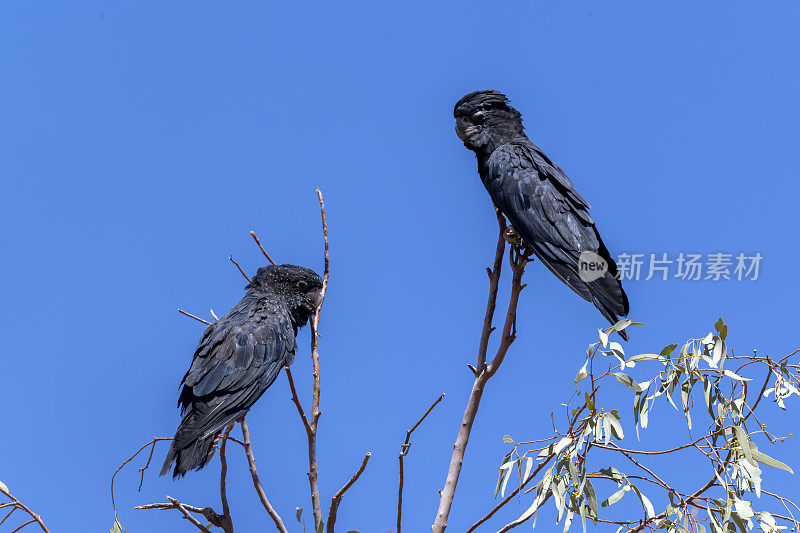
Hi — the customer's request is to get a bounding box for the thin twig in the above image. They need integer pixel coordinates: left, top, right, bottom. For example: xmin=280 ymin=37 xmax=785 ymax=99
xmin=228 ymin=255 xmax=251 ymax=283
xmin=303 ymin=188 xmax=330 ymax=529
xmin=398 ymin=392 xmax=446 ymax=533
xmin=326 ymin=452 xmax=371 ymax=533
xmin=178 ymin=309 xmax=212 ymax=326
xmin=250 ymin=230 xmax=277 ymax=265
xmin=111 ymin=437 xmax=172 ymax=524
xmin=166 ymin=496 xmax=212 ymax=533
xmin=134 ymin=501 xmax=225 ymax=526
xmin=285 ymin=365 xmax=311 ymax=432
xmin=10 ymin=519 xmax=35 ymax=533
xmin=240 ymin=418 xmax=289 ymax=533
xmin=0 ymin=485 xmax=48 ymax=533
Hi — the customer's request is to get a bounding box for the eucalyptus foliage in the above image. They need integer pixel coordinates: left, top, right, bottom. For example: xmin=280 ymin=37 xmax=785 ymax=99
xmin=496 ymin=319 xmax=798 ymax=533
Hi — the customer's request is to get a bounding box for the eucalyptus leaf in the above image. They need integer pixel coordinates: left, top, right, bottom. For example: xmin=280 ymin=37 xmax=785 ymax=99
xmin=503 ymin=434 xmax=514 ymax=443
xmin=614 ymin=372 xmax=643 ymax=392
xmin=296 ymin=507 xmax=303 ymax=522
xmin=0 ymin=481 xmax=8 ymax=494
xmin=733 ymin=425 xmax=756 ymax=467
xmin=751 ymin=449 xmax=795 ymax=474
xmin=109 ymin=520 xmax=124 ymax=533
xmin=602 ymin=485 xmax=629 ymax=507
xmin=723 ymin=370 xmax=752 ymax=382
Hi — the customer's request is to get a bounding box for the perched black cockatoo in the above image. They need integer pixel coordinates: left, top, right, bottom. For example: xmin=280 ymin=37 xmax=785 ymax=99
xmin=161 ymin=264 xmax=323 ymax=478
xmin=454 ymin=90 xmax=629 ymax=338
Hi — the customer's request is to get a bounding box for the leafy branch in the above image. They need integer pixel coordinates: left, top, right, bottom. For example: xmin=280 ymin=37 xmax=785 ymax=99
xmin=474 ymin=319 xmax=799 ymax=533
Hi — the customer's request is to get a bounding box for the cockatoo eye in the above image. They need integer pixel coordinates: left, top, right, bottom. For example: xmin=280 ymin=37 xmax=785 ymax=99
xmin=297 ymin=280 xmax=309 ymax=291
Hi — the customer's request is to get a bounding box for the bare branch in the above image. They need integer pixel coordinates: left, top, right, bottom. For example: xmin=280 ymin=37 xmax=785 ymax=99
xmin=0 ymin=485 xmax=49 ymax=533
xmin=228 ymin=255 xmax=251 ymax=283
xmin=432 ymin=216 xmax=530 ymax=533
xmin=219 ymin=423 xmax=235 ymax=533
xmin=111 ymin=437 xmax=172 ymax=524
xmin=178 ymin=309 xmax=212 ymax=326
xmin=477 ymin=210 xmax=507 ymax=371
xmin=250 ymin=230 xmax=277 ymax=266
xmin=326 ymin=452 xmax=371 ymax=533
xmin=165 ymin=496 xmax=212 ymax=533
xmin=239 ymin=418 xmax=289 ymax=533
xmin=398 ymin=393 xmax=446 ymax=533
xmin=285 ymin=365 xmax=311 ymax=432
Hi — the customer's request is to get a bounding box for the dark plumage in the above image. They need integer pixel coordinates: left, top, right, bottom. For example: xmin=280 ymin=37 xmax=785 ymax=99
xmin=161 ymin=264 xmax=323 ymax=478
xmin=454 ymin=90 xmax=629 ymax=338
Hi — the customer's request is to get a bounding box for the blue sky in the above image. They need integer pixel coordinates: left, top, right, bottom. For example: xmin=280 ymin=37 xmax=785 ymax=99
xmin=1 ymin=2 xmax=798 ymax=532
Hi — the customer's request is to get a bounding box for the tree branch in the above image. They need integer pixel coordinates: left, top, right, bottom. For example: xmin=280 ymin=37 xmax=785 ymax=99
xmin=0 ymin=485 xmax=49 ymax=533
xmin=219 ymin=423 xmax=234 ymax=533
xmin=250 ymin=230 xmax=277 ymax=266
xmin=178 ymin=309 xmax=212 ymax=326
xmin=326 ymin=452 xmax=371 ymax=533
xmin=228 ymin=255 xmax=251 ymax=283
xmin=432 ymin=215 xmax=530 ymax=533
xmin=165 ymin=496 xmax=212 ymax=533
xmin=398 ymin=392 xmax=446 ymax=533
xmin=240 ymin=418 xmax=289 ymax=533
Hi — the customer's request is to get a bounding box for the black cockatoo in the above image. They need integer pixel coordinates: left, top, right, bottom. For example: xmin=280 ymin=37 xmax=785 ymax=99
xmin=454 ymin=90 xmax=629 ymax=338
xmin=161 ymin=264 xmax=323 ymax=478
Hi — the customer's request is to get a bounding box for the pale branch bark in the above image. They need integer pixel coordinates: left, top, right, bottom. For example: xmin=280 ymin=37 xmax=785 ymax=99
xmin=477 ymin=210 xmax=508 ymax=371
xmin=240 ymin=418 xmax=289 ymax=533
xmin=228 ymin=255 xmax=251 ymax=283
xmin=296 ymin=188 xmax=330 ymax=530
xmin=397 ymin=392 xmax=446 ymax=533
xmin=250 ymin=230 xmax=277 ymax=266
xmin=326 ymin=452 xmax=371 ymax=533
xmin=0 ymin=485 xmax=49 ymax=533
xmin=166 ymin=496 xmax=212 ymax=533
xmin=431 ymin=215 xmax=530 ymax=533
xmin=178 ymin=309 xmax=212 ymax=326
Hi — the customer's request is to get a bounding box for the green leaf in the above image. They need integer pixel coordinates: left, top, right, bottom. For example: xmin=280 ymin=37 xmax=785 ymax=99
xmin=660 ymin=344 xmax=678 ymax=357
xmin=723 ymin=370 xmax=752 ymax=382
xmin=630 ymin=484 xmax=655 ymax=519
xmin=575 ymin=361 xmax=589 ymax=384
xmin=584 ymin=478 xmax=598 ymax=521
xmin=296 ymin=507 xmax=303 ymax=523
xmin=733 ymin=425 xmax=756 ymax=467
xmin=494 ymin=452 xmax=513 ymax=498
xmin=602 ymin=485 xmax=629 ymax=507
xmin=0 ymin=481 xmax=8 ymax=494
xmin=523 ymin=456 xmax=533 ymax=483
xmin=109 ymin=520 xmax=124 ymax=533
xmin=503 ymin=434 xmax=514 ymax=443
xmin=606 ymin=412 xmax=624 ymax=440
xmin=599 ymin=329 xmax=609 ymax=347
xmin=614 ymin=372 xmax=643 ymax=392
xmin=751 ymin=450 xmax=795 ymax=474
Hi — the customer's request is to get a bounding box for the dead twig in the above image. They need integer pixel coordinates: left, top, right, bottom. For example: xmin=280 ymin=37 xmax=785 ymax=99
xmin=250 ymin=230 xmax=277 ymax=266
xmin=165 ymin=496 xmax=212 ymax=533
xmin=326 ymin=452 xmax=371 ymax=533
xmin=111 ymin=437 xmax=172 ymax=524
xmin=178 ymin=309 xmax=212 ymax=326
xmin=228 ymin=255 xmax=251 ymax=283
xmin=397 ymin=392 xmax=446 ymax=533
